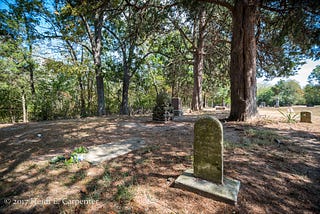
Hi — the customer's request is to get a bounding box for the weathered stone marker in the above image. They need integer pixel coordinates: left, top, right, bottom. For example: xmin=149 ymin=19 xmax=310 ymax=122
xmin=172 ymin=97 xmax=183 ymax=117
xmin=175 ymin=116 xmax=240 ymax=205
xmin=194 ymin=117 xmax=223 ymax=184
xmin=300 ymin=111 xmax=312 ymax=123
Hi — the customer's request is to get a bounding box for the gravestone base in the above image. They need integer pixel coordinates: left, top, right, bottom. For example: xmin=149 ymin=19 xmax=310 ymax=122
xmin=173 ymin=110 xmax=183 ymax=117
xmin=174 ymin=169 xmax=240 ymax=205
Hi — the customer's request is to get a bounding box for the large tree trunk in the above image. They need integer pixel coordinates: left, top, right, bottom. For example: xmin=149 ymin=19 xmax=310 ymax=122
xmin=229 ymin=0 xmax=258 ymax=121
xmin=191 ymin=7 xmax=206 ymax=111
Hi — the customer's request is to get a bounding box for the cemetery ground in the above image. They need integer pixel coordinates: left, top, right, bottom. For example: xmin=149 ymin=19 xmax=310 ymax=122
xmin=0 ymin=106 xmax=319 ymax=214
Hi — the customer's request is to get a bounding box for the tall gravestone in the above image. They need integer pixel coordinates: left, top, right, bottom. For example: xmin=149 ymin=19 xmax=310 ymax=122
xmin=175 ymin=116 xmax=240 ymax=205
xmin=194 ymin=117 xmax=223 ymax=184
xmin=172 ymin=97 xmax=183 ymax=117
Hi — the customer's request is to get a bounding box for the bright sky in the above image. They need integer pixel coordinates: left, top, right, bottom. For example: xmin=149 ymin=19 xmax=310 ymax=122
xmin=258 ymin=59 xmax=320 ymax=87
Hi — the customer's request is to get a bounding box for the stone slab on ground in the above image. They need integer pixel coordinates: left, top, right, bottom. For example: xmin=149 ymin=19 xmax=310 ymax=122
xmin=83 ymin=138 xmax=146 ymax=164
xmin=174 ymin=169 xmax=240 ymax=205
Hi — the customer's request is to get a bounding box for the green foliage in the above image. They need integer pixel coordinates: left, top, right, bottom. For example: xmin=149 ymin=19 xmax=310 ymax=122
xmin=304 ymin=84 xmax=320 ymax=105
xmin=308 ymin=65 xmax=320 ymax=85
xmin=156 ymin=91 xmax=171 ymax=107
xmin=152 ymin=30 xmax=194 ymax=101
xmin=73 ymin=146 xmax=88 ymax=154
xmin=257 ymin=84 xmax=275 ymax=106
xmin=29 ymin=60 xmax=82 ymax=121
xmin=257 ymin=80 xmax=305 ymax=107
xmin=65 ymin=146 xmax=88 ymax=165
xmin=278 ymin=109 xmax=299 ymax=123
xmin=129 ymin=72 xmax=158 ymax=113
xmin=49 ymin=146 xmax=88 ymax=165
xmin=274 ymin=80 xmax=305 ymax=106
xmin=0 ymin=87 xmax=23 ymax=122
xmin=1 ymin=0 xmax=318 ymax=122
xmin=0 ymin=33 xmax=30 ymax=122
xmin=64 ymin=154 xmax=78 ymax=165
xmin=102 ymin=171 xmax=112 ymax=186
xmin=257 ymin=1 xmax=320 ymax=78
xmin=49 ymin=155 xmax=65 ymax=164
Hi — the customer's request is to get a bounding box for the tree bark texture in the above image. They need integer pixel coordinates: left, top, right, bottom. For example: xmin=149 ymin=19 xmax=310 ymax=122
xmin=229 ymin=0 xmax=258 ymax=121
xmin=120 ymin=65 xmax=130 ymax=115
xmin=120 ymin=43 xmax=134 ymax=115
xmin=78 ymin=75 xmax=86 ymax=117
xmin=93 ymin=10 xmax=106 ymax=116
xmin=87 ymin=72 xmax=93 ymax=115
xmin=28 ymin=61 xmax=35 ymax=95
xmin=191 ymin=7 xmax=206 ymax=111
xmin=94 ymin=63 xmax=106 ymax=116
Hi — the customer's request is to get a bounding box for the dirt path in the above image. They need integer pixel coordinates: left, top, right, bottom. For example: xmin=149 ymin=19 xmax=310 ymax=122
xmin=0 ymin=111 xmax=319 ymax=213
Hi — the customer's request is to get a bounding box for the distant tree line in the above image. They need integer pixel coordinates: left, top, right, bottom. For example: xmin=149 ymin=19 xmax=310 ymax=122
xmin=257 ymin=67 xmax=320 ymax=107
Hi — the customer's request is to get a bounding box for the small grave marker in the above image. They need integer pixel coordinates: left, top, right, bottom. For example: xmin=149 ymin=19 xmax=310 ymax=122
xmin=300 ymin=111 xmax=312 ymax=123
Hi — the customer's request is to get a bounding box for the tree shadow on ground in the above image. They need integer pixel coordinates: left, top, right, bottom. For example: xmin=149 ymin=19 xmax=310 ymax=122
xmin=0 ymin=115 xmax=319 ymax=213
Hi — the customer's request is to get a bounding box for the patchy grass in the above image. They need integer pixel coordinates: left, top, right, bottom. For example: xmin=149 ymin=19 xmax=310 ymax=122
xmin=243 ymin=128 xmax=281 ymax=146
xmin=115 ymin=184 xmax=134 ymax=205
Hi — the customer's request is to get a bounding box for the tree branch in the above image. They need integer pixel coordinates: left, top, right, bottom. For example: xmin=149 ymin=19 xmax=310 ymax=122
xmin=196 ymin=0 xmax=234 ymax=12
xmin=104 ymin=25 xmax=126 ymax=55
xmin=79 ymin=15 xmax=95 ymax=52
xmin=65 ymin=40 xmax=77 ymax=62
xmin=80 ymin=43 xmax=93 ymax=56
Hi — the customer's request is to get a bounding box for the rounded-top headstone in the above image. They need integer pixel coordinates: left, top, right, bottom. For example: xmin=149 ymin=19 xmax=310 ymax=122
xmin=194 ymin=116 xmax=223 ymax=184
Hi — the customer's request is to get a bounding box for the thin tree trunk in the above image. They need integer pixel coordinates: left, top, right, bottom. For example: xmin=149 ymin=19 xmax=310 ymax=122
xmin=191 ymin=7 xmax=206 ymax=111
xmin=172 ymin=83 xmax=175 ymax=98
xmin=29 ymin=64 xmax=35 ymax=95
xmin=79 ymin=49 xmax=86 ymax=117
xmin=229 ymin=0 xmax=258 ymax=121
xmin=24 ymin=13 xmax=35 ymax=96
xmin=22 ymin=90 xmax=28 ymax=123
xmin=93 ymin=10 xmax=106 ymax=116
xmin=87 ymin=71 xmax=93 ymax=115
xmin=120 ymin=65 xmax=130 ymax=115
xmin=78 ymin=75 xmax=86 ymax=117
